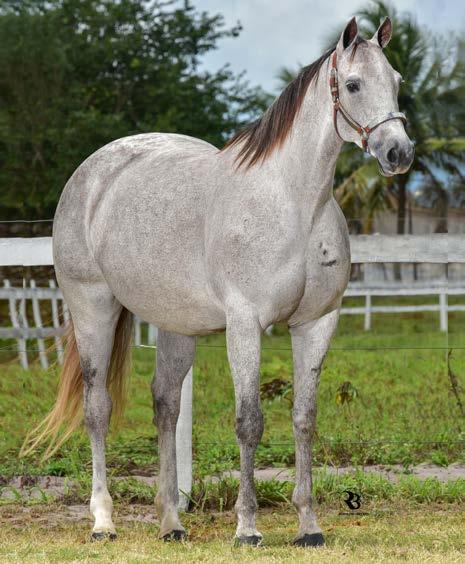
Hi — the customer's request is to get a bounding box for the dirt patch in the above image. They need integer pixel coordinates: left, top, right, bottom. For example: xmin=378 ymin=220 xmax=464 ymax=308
xmin=0 ymin=503 xmax=162 ymax=527
xmin=231 ymin=463 xmax=465 ymax=483
xmin=0 ymin=476 xmax=74 ymax=501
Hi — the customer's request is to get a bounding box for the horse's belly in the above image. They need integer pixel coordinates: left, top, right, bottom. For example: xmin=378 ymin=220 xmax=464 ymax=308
xmin=114 ymin=288 xmax=226 ymax=336
xmin=99 ymin=252 xmax=226 ymax=335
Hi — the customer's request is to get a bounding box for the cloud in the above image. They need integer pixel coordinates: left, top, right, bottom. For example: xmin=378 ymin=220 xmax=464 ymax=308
xmin=193 ymin=0 xmax=464 ymax=92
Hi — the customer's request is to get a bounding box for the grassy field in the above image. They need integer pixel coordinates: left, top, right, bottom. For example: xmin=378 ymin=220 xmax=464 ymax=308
xmin=0 ymin=307 xmax=464 ymax=478
xmin=1 ymin=306 xmax=464 ymax=561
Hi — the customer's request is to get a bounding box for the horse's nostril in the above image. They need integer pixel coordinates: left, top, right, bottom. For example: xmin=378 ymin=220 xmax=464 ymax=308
xmin=387 ymin=147 xmax=398 ymax=165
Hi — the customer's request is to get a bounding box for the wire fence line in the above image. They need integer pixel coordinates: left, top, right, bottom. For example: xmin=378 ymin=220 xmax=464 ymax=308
xmin=193 ymin=439 xmax=465 ymax=445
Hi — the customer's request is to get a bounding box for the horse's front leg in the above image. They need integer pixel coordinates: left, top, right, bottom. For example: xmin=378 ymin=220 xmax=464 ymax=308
xmin=290 ymin=308 xmax=340 ymax=547
xmin=152 ymin=330 xmax=196 ymax=541
xmin=226 ymin=303 xmax=264 ymax=546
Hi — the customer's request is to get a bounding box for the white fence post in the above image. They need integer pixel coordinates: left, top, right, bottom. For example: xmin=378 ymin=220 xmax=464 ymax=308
xmin=18 ymin=282 xmax=29 ymax=353
xmin=4 ymin=279 xmax=28 ymax=369
xmin=364 ymin=293 xmax=372 ymax=331
xmin=176 ymin=366 xmax=193 ymax=510
xmin=30 ymin=279 xmax=48 ymax=370
xmin=439 ymin=291 xmax=448 ymax=332
xmin=134 ymin=317 xmax=141 ymax=346
xmin=49 ymin=279 xmax=64 ymax=364
xmin=148 ymin=324 xmax=157 ymax=345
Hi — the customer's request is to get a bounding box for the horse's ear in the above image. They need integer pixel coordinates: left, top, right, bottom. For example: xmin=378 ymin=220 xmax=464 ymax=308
xmin=372 ymin=17 xmax=392 ymax=48
xmin=337 ymin=17 xmax=358 ymax=51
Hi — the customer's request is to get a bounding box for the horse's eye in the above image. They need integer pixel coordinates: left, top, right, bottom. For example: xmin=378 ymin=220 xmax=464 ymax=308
xmin=346 ymin=81 xmax=360 ymax=93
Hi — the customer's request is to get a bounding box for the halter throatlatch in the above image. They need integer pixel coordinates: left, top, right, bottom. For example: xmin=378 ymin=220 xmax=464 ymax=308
xmin=329 ymin=51 xmax=406 ymax=152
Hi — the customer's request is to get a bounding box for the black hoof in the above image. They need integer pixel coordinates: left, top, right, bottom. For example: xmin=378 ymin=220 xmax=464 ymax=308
xmin=162 ymin=530 xmax=187 ymax=542
xmin=293 ymin=532 xmax=325 ymax=547
xmin=234 ymin=535 xmax=263 ymax=547
xmin=91 ymin=532 xmax=117 ymax=542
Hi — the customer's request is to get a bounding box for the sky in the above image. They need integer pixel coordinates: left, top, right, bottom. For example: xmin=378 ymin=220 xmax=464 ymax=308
xmin=193 ymin=0 xmax=465 ymax=92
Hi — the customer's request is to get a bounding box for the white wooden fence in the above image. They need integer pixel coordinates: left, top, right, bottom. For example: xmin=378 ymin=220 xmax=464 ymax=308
xmin=1 ymin=279 xmax=461 ymax=365
xmin=343 ymin=281 xmax=463 ymax=332
xmin=1 ymin=234 xmax=464 ymax=507
xmin=0 ymin=280 xmax=162 ymax=369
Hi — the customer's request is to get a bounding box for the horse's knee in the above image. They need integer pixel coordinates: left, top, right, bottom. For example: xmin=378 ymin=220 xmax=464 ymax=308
xmin=152 ymin=383 xmax=181 ymax=429
xmin=236 ymin=402 xmax=264 ymax=446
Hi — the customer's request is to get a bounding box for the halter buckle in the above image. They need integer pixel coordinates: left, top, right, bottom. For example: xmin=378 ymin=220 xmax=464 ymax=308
xmin=329 ymin=68 xmax=339 ymax=102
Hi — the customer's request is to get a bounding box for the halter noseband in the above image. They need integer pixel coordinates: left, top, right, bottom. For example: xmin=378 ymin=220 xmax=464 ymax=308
xmin=329 ymin=51 xmax=406 ymax=152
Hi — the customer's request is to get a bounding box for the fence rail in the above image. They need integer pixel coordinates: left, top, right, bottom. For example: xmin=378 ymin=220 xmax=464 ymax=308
xmin=0 ymin=279 xmax=158 ymax=368
xmin=343 ymin=282 xmax=463 ymax=332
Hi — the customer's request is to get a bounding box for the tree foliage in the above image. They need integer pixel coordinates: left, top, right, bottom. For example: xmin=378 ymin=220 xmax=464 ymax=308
xmin=0 ymin=0 xmax=269 ymax=219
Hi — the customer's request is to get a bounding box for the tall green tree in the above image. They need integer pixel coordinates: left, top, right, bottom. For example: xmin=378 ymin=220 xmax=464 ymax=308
xmin=276 ymin=1 xmax=465 ymax=236
xmin=0 ymin=0 xmax=269 ymax=220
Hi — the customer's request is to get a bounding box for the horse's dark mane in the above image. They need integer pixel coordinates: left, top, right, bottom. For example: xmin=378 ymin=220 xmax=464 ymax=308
xmin=222 ymin=39 xmax=366 ymax=169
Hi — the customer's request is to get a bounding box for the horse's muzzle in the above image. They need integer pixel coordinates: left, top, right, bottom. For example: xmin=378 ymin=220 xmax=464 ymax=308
xmin=378 ymin=139 xmax=415 ymax=176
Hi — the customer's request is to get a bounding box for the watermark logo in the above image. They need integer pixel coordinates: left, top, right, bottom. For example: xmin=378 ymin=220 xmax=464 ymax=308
xmin=343 ymin=490 xmax=362 ymax=510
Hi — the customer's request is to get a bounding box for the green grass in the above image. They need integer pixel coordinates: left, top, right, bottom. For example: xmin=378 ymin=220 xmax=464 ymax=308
xmin=1 ymin=310 xmax=464 ymax=561
xmin=0 ymin=310 xmax=464 ymax=478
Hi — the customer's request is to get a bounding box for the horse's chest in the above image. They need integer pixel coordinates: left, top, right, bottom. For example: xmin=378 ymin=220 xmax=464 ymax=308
xmin=289 ymin=206 xmax=351 ymax=325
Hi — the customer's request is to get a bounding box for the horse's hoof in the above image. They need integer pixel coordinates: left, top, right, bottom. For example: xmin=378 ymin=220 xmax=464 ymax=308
xmin=91 ymin=531 xmax=117 ymax=542
xmin=162 ymin=530 xmax=187 ymax=542
xmin=234 ymin=534 xmax=263 ymax=547
xmin=293 ymin=532 xmax=325 ymax=547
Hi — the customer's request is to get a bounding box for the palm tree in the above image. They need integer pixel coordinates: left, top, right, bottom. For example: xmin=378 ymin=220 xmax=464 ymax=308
xmin=276 ymin=1 xmax=465 ymax=239
xmin=357 ymin=1 xmax=465 ymax=235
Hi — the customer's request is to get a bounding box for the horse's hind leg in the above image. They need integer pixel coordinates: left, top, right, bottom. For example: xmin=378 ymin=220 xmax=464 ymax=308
xmin=60 ymin=279 xmax=123 ymax=540
xmin=152 ymin=330 xmax=195 ymax=541
xmin=290 ymin=309 xmax=340 ymax=547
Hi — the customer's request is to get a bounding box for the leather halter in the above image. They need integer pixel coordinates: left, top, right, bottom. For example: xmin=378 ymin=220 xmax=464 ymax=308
xmin=329 ymin=51 xmax=406 ymax=152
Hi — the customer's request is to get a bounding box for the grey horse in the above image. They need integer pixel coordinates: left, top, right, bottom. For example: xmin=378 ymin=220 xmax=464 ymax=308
xmin=25 ymin=17 xmax=413 ymax=546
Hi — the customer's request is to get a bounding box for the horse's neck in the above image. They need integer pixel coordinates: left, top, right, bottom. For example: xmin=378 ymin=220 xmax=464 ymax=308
xmin=265 ymin=67 xmax=342 ymax=215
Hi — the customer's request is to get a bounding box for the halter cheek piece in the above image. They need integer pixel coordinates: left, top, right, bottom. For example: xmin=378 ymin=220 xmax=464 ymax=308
xmin=329 ymin=51 xmax=406 ymax=153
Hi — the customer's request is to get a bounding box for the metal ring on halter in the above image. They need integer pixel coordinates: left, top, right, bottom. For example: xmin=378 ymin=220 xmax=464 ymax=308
xmin=329 ymin=51 xmax=406 ymax=153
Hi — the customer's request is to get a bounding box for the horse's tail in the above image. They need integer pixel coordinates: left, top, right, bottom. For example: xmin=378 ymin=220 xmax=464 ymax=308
xmin=21 ymin=308 xmax=133 ymax=460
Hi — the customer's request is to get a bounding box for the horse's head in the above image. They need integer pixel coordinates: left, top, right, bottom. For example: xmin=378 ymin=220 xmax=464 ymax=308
xmin=332 ymin=17 xmax=414 ymax=176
